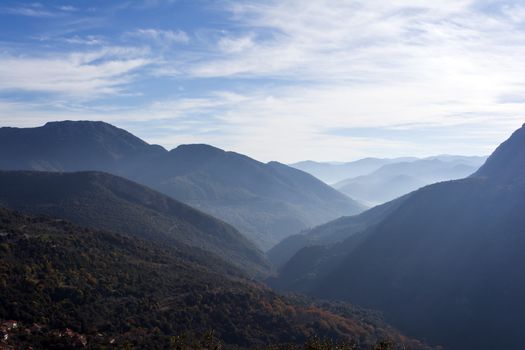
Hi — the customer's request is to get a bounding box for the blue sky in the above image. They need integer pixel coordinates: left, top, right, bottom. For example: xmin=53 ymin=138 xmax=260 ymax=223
xmin=1 ymin=0 xmax=525 ymax=162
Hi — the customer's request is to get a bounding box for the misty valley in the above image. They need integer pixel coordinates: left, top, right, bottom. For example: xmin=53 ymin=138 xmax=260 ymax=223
xmin=2 ymin=1 xmax=525 ymax=349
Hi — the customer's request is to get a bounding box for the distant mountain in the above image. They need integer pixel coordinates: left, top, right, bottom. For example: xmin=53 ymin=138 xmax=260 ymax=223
xmin=269 ymin=123 xmax=525 ymax=349
xmin=0 ymin=207 xmax=428 ymax=349
xmin=289 ymin=156 xmax=486 ymax=206
xmin=0 ymin=121 xmax=364 ymax=249
xmin=290 ymin=157 xmax=417 ymax=184
xmin=0 ymin=170 xmax=269 ymax=277
xmin=334 ymin=156 xmax=486 ymax=205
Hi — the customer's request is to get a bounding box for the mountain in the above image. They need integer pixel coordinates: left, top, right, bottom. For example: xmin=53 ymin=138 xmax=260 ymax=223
xmin=0 ymin=121 xmax=364 ymax=249
xmin=290 ymin=157 xmax=417 ymax=184
xmin=268 ymin=123 xmax=525 ymax=349
xmin=334 ymin=156 xmax=486 ymax=205
xmin=0 ymin=170 xmax=269 ymax=277
xmin=0 ymin=207 xmax=428 ymax=349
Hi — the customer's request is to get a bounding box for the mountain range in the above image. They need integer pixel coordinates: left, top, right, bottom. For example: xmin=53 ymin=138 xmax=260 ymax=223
xmin=290 ymin=158 xmax=418 ymax=184
xmin=269 ymin=123 xmax=525 ymax=349
xmin=333 ymin=156 xmax=486 ymax=205
xmin=3 ymin=118 xmax=522 ymax=349
xmin=0 ymin=121 xmax=364 ymax=249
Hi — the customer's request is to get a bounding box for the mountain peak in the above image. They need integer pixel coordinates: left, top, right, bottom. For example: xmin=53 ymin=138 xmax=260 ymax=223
xmin=170 ymin=144 xmax=226 ymax=164
xmin=473 ymin=123 xmax=525 ymax=182
xmin=42 ymin=120 xmax=148 ymax=145
xmin=44 ymin=120 xmax=109 ymax=127
xmin=173 ymin=143 xmax=224 ymax=154
xmin=42 ymin=120 xmax=124 ymax=132
xmin=0 ymin=120 xmax=155 ymax=171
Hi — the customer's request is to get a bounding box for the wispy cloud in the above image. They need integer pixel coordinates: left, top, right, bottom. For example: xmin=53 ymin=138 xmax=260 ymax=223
xmin=0 ymin=47 xmax=151 ymax=99
xmin=62 ymin=35 xmax=105 ymax=46
xmin=1 ymin=2 xmax=80 ymax=17
xmin=1 ymin=3 xmax=58 ymax=17
xmin=218 ymin=34 xmax=256 ymax=53
xmin=128 ymin=28 xmax=189 ymax=45
xmin=57 ymin=5 xmax=78 ymax=12
xmin=187 ymin=0 xmax=522 ymax=82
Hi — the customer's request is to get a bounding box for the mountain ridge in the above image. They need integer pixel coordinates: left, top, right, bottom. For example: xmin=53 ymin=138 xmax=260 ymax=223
xmin=0 ymin=120 xmax=364 ymax=249
xmin=333 ymin=156 xmax=486 ymax=205
xmin=290 ymin=157 xmax=418 ymax=184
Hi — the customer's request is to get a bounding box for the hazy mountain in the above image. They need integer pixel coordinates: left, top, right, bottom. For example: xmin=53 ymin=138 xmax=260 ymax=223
xmin=290 ymin=157 xmax=417 ymax=184
xmin=0 ymin=121 xmax=364 ymax=249
xmin=334 ymin=156 xmax=486 ymax=205
xmin=0 ymin=170 xmax=269 ymax=277
xmin=269 ymin=123 xmax=525 ymax=349
xmin=290 ymin=156 xmax=486 ymax=206
xmin=0 ymin=207 xmax=428 ymax=349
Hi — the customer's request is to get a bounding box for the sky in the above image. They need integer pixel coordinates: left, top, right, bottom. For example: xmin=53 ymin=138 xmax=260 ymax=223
xmin=1 ymin=0 xmax=525 ymax=162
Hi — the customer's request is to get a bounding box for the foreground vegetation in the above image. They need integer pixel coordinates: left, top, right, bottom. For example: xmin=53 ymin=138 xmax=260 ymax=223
xmin=0 ymin=321 xmax=412 ymax=349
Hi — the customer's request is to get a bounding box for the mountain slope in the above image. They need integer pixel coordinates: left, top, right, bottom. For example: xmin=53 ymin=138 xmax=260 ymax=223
xmin=0 ymin=121 xmax=364 ymax=249
xmin=0 ymin=207 xmax=428 ymax=349
xmin=472 ymin=124 xmax=525 ymax=182
xmin=267 ymin=197 xmax=407 ymax=268
xmin=153 ymin=146 xmax=365 ymax=249
xmin=334 ymin=156 xmax=486 ymax=205
xmin=271 ymin=123 xmax=525 ymax=349
xmin=0 ymin=170 xmax=269 ymax=277
xmin=319 ymin=177 xmax=525 ymax=349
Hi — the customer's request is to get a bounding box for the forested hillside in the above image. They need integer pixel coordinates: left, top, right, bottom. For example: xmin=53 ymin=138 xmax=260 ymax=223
xmin=0 ymin=208 xmax=427 ymax=349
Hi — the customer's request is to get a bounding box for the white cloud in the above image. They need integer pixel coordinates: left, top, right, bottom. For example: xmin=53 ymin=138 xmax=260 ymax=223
xmin=501 ymin=4 xmax=525 ymax=23
xmin=129 ymin=28 xmax=189 ymax=45
xmin=218 ymin=35 xmax=256 ymax=53
xmin=58 ymin=5 xmax=78 ymax=12
xmin=62 ymin=35 xmax=105 ymax=46
xmin=0 ymin=2 xmax=76 ymax=17
xmin=1 ymin=3 xmax=57 ymax=17
xmin=0 ymin=47 xmax=151 ymax=99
